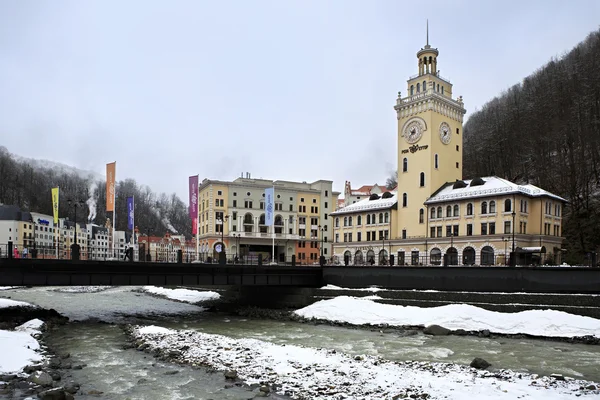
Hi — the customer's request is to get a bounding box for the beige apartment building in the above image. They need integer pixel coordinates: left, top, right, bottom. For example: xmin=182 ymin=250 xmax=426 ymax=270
xmin=332 ymin=38 xmax=566 ymax=266
xmin=196 ymin=174 xmax=339 ymax=264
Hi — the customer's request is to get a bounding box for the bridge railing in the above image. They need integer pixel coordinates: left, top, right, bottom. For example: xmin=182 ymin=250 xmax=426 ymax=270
xmin=0 ymin=243 xmax=322 ymax=267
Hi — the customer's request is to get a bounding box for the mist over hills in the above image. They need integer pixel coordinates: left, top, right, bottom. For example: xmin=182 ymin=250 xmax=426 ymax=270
xmin=0 ymin=146 xmax=191 ymax=238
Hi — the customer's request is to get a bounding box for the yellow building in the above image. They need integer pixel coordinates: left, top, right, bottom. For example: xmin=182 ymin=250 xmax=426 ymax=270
xmin=333 ymin=35 xmax=566 ymax=266
xmin=331 ymin=192 xmax=397 ymax=265
xmin=197 ymin=174 xmax=339 ymax=264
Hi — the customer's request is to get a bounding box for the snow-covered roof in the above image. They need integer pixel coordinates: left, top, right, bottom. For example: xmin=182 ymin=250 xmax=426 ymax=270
xmin=424 ymin=176 xmax=567 ymax=205
xmin=332 ymin=192 xmax=397 ymax=215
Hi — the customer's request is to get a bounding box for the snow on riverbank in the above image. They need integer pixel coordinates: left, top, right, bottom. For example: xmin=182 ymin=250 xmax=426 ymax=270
xmin=131 ymin=325 xmax=599 ymax=399
xmin=0 ymin=316 xmax=45 ymax=374
xmin=295 ymin=296 xmax=600 ymax=339
xmin=140 ymin=286 xmax=220 ymax=304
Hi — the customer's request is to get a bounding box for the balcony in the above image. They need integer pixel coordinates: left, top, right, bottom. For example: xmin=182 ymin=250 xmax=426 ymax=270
xmin=232 ymin=232 xmax=300 ymax=240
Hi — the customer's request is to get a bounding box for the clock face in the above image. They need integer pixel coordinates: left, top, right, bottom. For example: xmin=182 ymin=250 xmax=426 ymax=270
xmin=404 ymin=120 xmax=423 ymax=144
xmin=439 ymin=122 xmax=451 ymax=144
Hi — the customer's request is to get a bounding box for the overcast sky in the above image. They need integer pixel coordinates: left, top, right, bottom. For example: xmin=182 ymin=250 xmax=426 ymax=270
xmin=1 ymin=0 xmax=599 ymax=201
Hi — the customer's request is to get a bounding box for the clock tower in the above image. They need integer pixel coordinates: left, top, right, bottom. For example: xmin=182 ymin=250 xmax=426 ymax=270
xmin=394 ymin=29 xmax=466 ymax=240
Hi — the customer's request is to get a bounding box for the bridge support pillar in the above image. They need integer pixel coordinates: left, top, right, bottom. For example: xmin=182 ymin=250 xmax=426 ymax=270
xmin=390 ymin=254 xmax=394 ymax=266
xmin=291 ymin=254 xmax=296 ymax=267
xmin=219 ymin=251 xmax=226 ymax=265
xmin=8 ymin=241 xmax=13 ymax=259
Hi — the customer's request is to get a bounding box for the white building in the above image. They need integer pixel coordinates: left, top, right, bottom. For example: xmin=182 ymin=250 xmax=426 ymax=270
xmin=86 ymin=224 xmax=110 ymax=260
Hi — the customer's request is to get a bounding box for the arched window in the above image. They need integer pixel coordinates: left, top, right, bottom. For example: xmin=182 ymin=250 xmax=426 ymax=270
xmin=490 ymin=201 xmax=496 ymax=213
xmin=366 ymin=214 xmax=371 ymax=225
xmin=384 ymin=212 xmax=389 ymax=223
xmin=403 ymin=157 xmax=408 ymax=172
xmin=481 ymin=246 xmax=494 ymax=265
xmin=348 ymin=216 xmax=353 ymax=226
xmin=430 ymin=207 xmax=436 ymax=219
xmin=504 ymin=199 xmax=512 ymax=212
xmin=357 ymin=215 xmax=362 ymax=225
xmin=430 ymin=248 xmax=442 ymax=265
xmin=378 ymin=249 xmax=388 ymax=265
xmin=437 ymin=83 xmax=440 ymax=92
xmin=423 ymin=80 xmax=426 ymax=91
xmin=453 ymin=205 xmax=459 ymax=217
xmin=366 ymin=249 xmax=375 ymax=265
xmin=371 ymin=214 xmax=375 ymax=224
xmin=419 ymin=208 xmax=424 ymax=223
xmin=446 ymin=205 xmax=452 ymax=217
xmin=417 ymin=83 xmax=420 ymax=92
xmin=481 ymin=201 xmax=488 ymax=214
xmin=462 ymin=247 xmax=476 ymax=265
xmin=344 ymin=250 xmax=352 ymax=264
xmin=441 ymin=86 xmax=444 ymax=95
xmin=379 ymin=213 xmax=383 ymax=224
xmin=434 ymin=154 xmax=439 ymax=169
xmin=436 ymin=206 xmax=442 ymax=218
xmin=343 ymin=216 xmax=348 ymax=226
xmin=420 ymin=172 xmax=425 ymax=187
xmin=466 ymin=203 xmax=473 ymax=216
xmin=335 ymin=217 xmax=339 ymax=227
xmin=402 ymin=193 xmax=407 ymax=207
xmin=410 ymin=85 xmax=414 ymax=96
xmin=354 ymin=250 xmax=364 ymax=265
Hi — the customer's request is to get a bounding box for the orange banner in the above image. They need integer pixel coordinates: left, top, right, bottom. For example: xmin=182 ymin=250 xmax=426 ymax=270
xmin=106 ymin=162 xmax=116 ymax=212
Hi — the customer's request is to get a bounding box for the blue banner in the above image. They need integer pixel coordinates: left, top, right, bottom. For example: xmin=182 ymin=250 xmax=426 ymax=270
xmin=127 ymin=196 xmax=135 ymax=230
xmin=265 ymin=187 xmax=274 ymax=226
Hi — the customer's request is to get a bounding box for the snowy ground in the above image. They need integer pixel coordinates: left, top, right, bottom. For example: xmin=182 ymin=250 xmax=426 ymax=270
xmin=296 ymin=296 xmax=600 ymax=338
xmin=0 ymin=299 xmax=45 ymax=374
xmin=1 ymin=286 xmax=600 ymax=399
xmin=140 ymin=285 xmax=220 ymax=303
xmin=132 ymin=325 xmax=598 ymax=399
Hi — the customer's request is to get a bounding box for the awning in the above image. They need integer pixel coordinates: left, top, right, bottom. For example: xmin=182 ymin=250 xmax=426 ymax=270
xmin=517 ymin=246 xmax=546 ymax=253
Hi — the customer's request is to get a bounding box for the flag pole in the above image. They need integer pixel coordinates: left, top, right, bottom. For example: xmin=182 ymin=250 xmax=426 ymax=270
xmin=272 ymin=184 xmax=275 ymax=263
xmin=112 ymin=162 xmax=116 ymax=258
xmin=195 ymin=174 xmax=199 ymax=262
xmin=132 ymin=195 xmax=135 ymax=256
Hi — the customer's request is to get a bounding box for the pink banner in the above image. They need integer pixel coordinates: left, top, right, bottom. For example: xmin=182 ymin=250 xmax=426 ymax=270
xmin=189 ymin=175 xmax=198 ymax=219
xmin=192 ymin=217 xmax=198 ymax=235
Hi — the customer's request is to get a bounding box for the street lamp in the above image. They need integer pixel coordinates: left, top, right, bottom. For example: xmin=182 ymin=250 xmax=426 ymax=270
xmin=67 ymin=199 xmax=84 ymax=260
xmin=233 ymin=233 xmax=240 ymax=262
xmin=449 ymin=232 xmax=454 ymax=265
xmin=318 ymin=225 xmax=324 ymax=257
xmin=511 ymin=195 xmax=516 ymax=265
xmin=217 ymin=215 xmax=229 ymax=263
xmin=145 ymin=228 xmax=153 ymax=262
xmin=502 ymin=236 xmax=509 ymax=265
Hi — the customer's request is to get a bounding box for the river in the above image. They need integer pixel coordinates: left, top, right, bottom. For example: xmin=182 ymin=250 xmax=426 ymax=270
xmin=2 ymin=286 xmax=600 ymax=399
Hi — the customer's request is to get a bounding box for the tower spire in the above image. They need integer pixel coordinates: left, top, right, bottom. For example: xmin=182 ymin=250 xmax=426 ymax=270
xmin=426 ymin=19 xmax=429 ymax=46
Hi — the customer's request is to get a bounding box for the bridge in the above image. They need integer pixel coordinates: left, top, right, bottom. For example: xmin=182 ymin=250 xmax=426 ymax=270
xmin=1 ymin=258 xmax=600 ymax=294
xmin=0 ymin=258 xmax=323 ymax=287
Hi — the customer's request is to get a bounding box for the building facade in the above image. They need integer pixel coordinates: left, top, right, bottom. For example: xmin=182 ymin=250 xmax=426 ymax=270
xmin=331 ymin=192 xmax=397 ymax=265
xmin=332 ymin=37 xmax=566 ymax=266
xmin=196 ymin=175 xmax=339 ymax=264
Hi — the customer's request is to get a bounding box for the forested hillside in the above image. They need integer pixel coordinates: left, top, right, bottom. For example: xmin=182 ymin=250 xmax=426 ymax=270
xmin=0 ymin=146 xmax=191 ymax=238
xmin=463 ymin=30 xmax=600 ymax=264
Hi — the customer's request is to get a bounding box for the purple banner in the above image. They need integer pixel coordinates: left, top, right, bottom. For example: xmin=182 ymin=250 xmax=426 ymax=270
xmin=127 ymin=196 xmax=134 ymax=230
xmin=189 ymin=175 xmax=198 ymax=219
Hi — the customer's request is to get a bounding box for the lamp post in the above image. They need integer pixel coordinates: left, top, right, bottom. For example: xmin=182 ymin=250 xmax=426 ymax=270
xmin=511 ymin=195 xmax=516 ymax=265
xmin=146 ymin=228 xmax=153 ymax=262
xmin=318 ymin=225 xmax=324 ymax=256
xmin=502 ymin=236 xmax=508 ymax=265
xmin=233 ymin=233 xmax=240 ymax=261
xmin=449 ymin=232 xmax=454 ymax=265
xmin=218 ymin=215 xmax=229 ymax=264
xmin=67 ymin=199 xmax=84 ymax=260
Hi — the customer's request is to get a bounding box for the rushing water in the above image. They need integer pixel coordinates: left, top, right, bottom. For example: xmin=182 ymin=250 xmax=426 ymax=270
xmin=2 ymin=286 xmax=600 ymax=400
